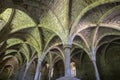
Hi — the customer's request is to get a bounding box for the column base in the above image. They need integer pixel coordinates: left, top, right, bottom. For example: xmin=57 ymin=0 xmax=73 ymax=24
xmin=56 ymin=76 xmax=80 ymax=80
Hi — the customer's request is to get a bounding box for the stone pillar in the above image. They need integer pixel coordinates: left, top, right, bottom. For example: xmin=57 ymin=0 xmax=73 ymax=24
xmin=91 ymin=48 xmax=100 ymax=80
xmin=56 ymin=44 xmax=80 ymax=80
xmin=48 ymin=65 xmax=53 ymax=80
xmin=64 ymin=44 xmax=72 ymax=77
xmin=92 ymin=59 xmax=100 ymax=80
xmin=22 ymin=62 xmax=30 ymax=80
xmin=34 ymin=59 xmax=42 ymax=80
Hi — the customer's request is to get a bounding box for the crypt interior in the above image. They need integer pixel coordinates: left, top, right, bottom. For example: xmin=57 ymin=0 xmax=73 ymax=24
xmin=0 ymin=0 xmax=120 ymax=80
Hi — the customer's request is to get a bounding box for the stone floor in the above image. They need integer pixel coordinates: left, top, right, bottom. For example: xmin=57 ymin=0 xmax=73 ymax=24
xmin=56 ymin=76 xmax=80 ymax=80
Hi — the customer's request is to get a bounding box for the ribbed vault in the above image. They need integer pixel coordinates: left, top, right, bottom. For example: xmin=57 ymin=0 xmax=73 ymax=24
xmin=0 ymin=0 xmax=120 ymax=80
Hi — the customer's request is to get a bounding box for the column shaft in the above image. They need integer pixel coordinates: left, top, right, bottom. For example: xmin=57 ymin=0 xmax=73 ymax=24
xmin=64 ymin=45 xmax=71 ymax=77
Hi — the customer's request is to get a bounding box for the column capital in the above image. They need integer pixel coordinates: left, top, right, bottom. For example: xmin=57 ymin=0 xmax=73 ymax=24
xmin=38 ymin=59 xmax=42 ymax=63
xmin=91 ymin=57 xmax=96 ymax=62
xmin=63 ymin=44 xmax=72 ymax=49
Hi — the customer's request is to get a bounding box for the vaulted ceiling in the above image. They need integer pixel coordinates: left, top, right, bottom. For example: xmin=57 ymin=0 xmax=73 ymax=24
xmin=0 ymin=0 xmax=120 ymax=79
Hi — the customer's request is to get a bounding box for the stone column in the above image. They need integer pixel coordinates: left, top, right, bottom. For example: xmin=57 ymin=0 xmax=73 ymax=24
xmin=57 ymin=44 xmax=80 ymax=80
xmin=22 ymin=62 xmax=30 ymax=80
xmin=91 ymin=48 xmax=100 ymax=80
xmin=64 ymin=44 xmax=72 ymax=77
xmin=92 ymin=59 xmax=100 ymax=80
xmin=34 ymin=59 xmax=42 ymax=80
xmin=48 ymin=65 xmax=53 ymax=80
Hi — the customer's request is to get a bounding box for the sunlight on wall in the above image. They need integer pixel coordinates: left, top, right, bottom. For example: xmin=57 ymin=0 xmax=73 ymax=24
xmin=71 ymin=62 xmax=76 ymax=77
